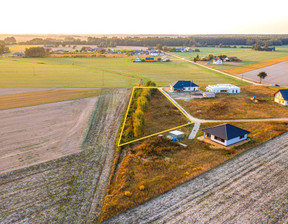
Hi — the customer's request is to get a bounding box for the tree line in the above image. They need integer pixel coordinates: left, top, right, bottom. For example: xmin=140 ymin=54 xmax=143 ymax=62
xmin=0 ymin=41 xmax=10 ymax=55
xmin=15 ymin=35 xmax=288 ymax=47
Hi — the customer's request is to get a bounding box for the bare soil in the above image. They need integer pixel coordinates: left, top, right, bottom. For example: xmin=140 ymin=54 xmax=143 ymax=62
xmin=0 ymin=88 xmax=131 ymax=223
xmin=0 ymin=97 xmax=97 ymax=174
xmin=238 ymin=60 xmax=288 ymax=86
xmin=104 ymin=131 xmax=288 ymax=224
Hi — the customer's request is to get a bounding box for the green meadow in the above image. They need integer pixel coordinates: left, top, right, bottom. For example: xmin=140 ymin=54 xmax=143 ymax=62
xmin=0 ymin=57 xmax=249 ymax=88
xmin=172 ymin=45 xmax=288 ymax=71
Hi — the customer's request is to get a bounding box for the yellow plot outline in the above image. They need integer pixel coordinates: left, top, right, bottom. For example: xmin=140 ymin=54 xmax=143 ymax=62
xmin=118 ymin=87 xmax=193 ymax=147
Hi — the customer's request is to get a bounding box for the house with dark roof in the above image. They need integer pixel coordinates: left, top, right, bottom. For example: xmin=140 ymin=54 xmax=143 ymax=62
xmin=202 ymin=124 xmax=250 ymax=146
xmin=274 ymin=89 xmax=288 ymax=106
xmin=170 ymin=80 xmax=199 ymax=92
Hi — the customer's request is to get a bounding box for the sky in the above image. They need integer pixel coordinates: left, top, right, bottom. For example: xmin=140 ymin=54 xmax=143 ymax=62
xmin=1 ymin=0 xmax=288 ymax=34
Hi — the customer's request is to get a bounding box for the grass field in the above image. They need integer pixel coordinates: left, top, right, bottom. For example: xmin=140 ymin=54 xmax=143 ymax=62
xmin=101 ymin=121 xmax=288 ymax=221
xmin=0 ymin=57 xmax=248 ymax=88
xmin=173 ymin=45 xmax=288 ymax=74
xmin=177 ymin=86 xmax=288 ymax=119
xmin=0 ymin=89 xmax=103 ymax=110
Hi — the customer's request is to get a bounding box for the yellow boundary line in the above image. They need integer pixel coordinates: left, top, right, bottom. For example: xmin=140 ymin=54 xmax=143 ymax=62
xmin=118 ymin=87 xmax=193 ymax=147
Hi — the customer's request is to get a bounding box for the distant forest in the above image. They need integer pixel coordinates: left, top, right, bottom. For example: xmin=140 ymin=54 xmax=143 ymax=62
xmin=5 ymin=35 xmax=288 ymax=47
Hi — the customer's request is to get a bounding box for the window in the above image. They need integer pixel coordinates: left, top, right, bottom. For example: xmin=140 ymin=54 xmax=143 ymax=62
xmin=215 ymin=136 xmax=225 ymax=142
xmin=240 ymin=135 xmax=245 ymax=139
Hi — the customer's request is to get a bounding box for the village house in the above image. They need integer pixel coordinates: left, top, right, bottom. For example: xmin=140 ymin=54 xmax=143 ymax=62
xmin=134 ymin=57 xmax=142 ymax=62
xmin=274 ymin=89 xmax=288 ymax=106
xmin=161 ymin=56 xmax=170 ymax=62
xmin=13 ymin=52 xmax=25 ymax=57
xmin=206 ymin=84 xmax=240 ymax=93
xmin=213 ymin=58 xmax=223 ymax=65
xmin=202 ymin=124 xmax=250 ymax=146
xmin=224 ymin=56 xmax=239 ymax=62
xmin=170 ymin=80 xmax=199 ymax=92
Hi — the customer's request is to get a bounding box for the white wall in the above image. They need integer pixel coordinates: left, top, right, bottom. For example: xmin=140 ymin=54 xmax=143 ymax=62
xmin=207 ymin=134 xmax=247 ymax=146
xmin=184 ymin=87 xmax=198 ymax=92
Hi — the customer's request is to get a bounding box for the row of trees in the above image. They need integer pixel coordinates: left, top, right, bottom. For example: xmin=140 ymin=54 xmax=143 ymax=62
xmin=25 ymin=47 xmax=47 ymax=57
xmin=123 ymin=81 xmax=156 ymax=142
xmin=16 ymin=35 xmax=288 ymax=47
xmin=252 ymin=44 xmax=276 ymax=51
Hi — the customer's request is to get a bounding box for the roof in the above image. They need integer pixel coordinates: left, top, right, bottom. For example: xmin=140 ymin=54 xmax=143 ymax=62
xmin=169 ymin=130 xmax=185 ymax=136
xmin=276 ymin=89 xmax=288 ymax=100
xmin=202 ymin=124 xmax=250 ymax=140
xmin=171 ymin=80 xmax=199 ymax=89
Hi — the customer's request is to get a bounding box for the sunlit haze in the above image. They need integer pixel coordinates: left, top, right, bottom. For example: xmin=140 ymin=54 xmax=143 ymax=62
xmin=1 ymin=0 xmax=288 ymax=34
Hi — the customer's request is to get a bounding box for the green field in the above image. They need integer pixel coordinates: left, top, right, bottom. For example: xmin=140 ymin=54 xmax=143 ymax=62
xmin=172 ymin=45 xmax=288 ymax=71
xmin=0 ymin=57 xmax=248 ymax=88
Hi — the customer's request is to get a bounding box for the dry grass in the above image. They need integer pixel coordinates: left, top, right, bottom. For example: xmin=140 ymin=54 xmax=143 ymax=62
xmin=225 ymin=56 xmax=288 ymax=74
xmin=120 ymin=89 xmax=190 ymax=144
xmin=101 ymin=121 xmax=288 ymax=221
xmin=0 ymin=89 xmax=102 ymax=110
xmin=178 ymin=86 xmax=288 ymax=119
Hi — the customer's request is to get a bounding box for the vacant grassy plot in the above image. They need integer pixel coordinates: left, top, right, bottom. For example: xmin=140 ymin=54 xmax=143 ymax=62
xmin=178 ymin=86 xmax=288 ymax=119
xmin=0 ymin=88 xmax=102 ymax=110
xmin=101 ymin=121 xmax=288 ymax=221
xmin=173 ymin=45 xmax=288 ymax=73
xmin=0 ymin=57 xmax=248 ymax=88
xmin=120 ymin=88 xmax=190 ymax=145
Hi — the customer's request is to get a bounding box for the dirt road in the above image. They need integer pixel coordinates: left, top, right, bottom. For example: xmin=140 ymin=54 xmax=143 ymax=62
xmin=0 ymin=97 xmax=97 ymax=174
xmin=0 ymin=88 xmax=131 ymax=223
xmin=105 ymin=131 xmax=288 ymax=224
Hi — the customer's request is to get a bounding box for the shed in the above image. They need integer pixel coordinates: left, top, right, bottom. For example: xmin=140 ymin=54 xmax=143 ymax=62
xmin=167 ymin=130 xmax=185 ymax=140
xmin=203 ymin=92 xmax=215 ymax=98
xmin=202 ymin=124 xmax=250 ymax=146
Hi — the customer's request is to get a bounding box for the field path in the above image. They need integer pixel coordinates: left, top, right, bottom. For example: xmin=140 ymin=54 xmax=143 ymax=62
xmin=104 ymin=131 xmax=288 ymax=223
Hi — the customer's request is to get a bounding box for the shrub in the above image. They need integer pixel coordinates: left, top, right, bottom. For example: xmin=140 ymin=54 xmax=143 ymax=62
xmin=139 ymin=185 xmax=145 ymax=191
xmin=124 ymin=191 xmax=132 ymax=197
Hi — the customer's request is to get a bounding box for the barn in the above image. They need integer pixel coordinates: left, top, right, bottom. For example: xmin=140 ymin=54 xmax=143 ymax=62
xmin=206 ymin=84 xmax=240 ymax=94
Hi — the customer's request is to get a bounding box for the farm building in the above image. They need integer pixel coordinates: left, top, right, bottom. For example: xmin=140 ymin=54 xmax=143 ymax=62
xmin=213 ymin=58 xmax=223 ymax=65
xmin=274 ymin=89 xmax=288 ymax=106
xmin=145 ymin=57 xmax=155 ymax=62
xmin=135 ymin=57 xmax=142 ymax=62
xmin=170 ymin=80 xmax=199 ymax=92
xmin=161 ymin=57 xmax=170 ymax=62
xmin=13 ymin=52 xmax=25 ymax=57
xmin=206 ymin=84 xmax=240 ymax=93
xmin=202 ymin=124 xmax=250 ymax=146
xmin=202 ymin=92 xmax=215 ymax=98
xmin=224 ymin=56 xmax=239 ymax=62
xmin=167 ymin=130 xmax=185 ymax=140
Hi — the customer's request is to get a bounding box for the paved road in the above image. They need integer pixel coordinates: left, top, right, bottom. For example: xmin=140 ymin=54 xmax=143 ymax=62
xmin=104 ymin=131 xmax=288 ymax=224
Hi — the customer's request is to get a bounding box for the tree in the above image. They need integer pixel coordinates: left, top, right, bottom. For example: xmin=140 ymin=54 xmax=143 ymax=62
xmin=156 ymin=44 xmax=163 ymax=50
xmin=163 ymin=46 xmax=168 ymax=52
xmin=0 ymin=42 xmax=10 ymax=55
xmin=257 ymin=72 xmax=267 ymax=83
xmin=25 ymin=47 xmax=46 ymax=57
xmin=4 ymin=36 xmax=16 ymax=45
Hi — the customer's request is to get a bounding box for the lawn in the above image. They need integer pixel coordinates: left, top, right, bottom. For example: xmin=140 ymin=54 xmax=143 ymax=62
xmin=0 ymin=57 xmax=249 ymax=88
xmin=177 ymin=86 xmax=288 ymax=119
xmin=101 ymin=121 xmax=288 ymax=221
xmin=172 ymin=45 xmax=288 ymax=74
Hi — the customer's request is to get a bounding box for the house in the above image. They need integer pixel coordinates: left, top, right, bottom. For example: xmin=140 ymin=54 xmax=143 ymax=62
xmin=213 ymin=58 xmax=223 ymax=65
xmin=161 ymin=56 xmax=170 ymax=62
xmin=145 ymin=57 xmax=155 ymax=62
xmin=176 ymin=47 xmax=185 ymax=52
xmin=202 ymin=92 xmax=215 ymax=98
xmin=224 ymin=56 xmax=239 ymax=62
xmin=13 ymin=52 xmax=25 ymax=57
xmin=170 ymin=80 xmax=199 ymax=92
xmin=274 ymin=89 xmax=288 ymax=106
xmin=56 ymin=49 xmax=66 ymax=53
xmin=167 ymin=130 xmax=185 ymax=140
xmin=135 ymin=57 xmax=142 ymax=62
xmin=206 ymin=84 xmax=240 ymax=93
xmin=202 ymin=124 xmax=250 ymax=146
